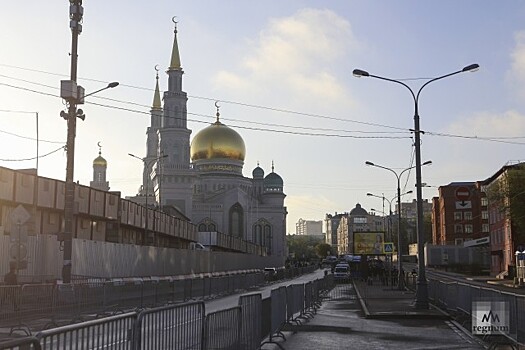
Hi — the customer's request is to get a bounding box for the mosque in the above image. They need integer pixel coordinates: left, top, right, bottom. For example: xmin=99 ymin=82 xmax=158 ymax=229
xmin=126 ymin=22 xmax=287 ymax=258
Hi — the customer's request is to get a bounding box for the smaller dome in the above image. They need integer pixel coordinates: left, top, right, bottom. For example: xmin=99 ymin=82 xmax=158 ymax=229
xmin=93 ymin=154 xmax=107 ymax=167
xmin=252 ymin=165 xmax=264 ymax=179
xmin=349 ymin=203 xmax=367 ymax=216
xmin=264 ymin=172 xmax=283 ymax=191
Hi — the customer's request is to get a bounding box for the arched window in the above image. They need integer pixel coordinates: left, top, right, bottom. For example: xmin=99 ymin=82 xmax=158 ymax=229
xmin=252 ymin=224 xmax=262 ymax=245
xmin=264 ymin=224 xmax=272 ymax=253
xmin=229 ymin=203 xmax=244 ymax=238
xmin=198 ymin=218 xmax=216 ymax=232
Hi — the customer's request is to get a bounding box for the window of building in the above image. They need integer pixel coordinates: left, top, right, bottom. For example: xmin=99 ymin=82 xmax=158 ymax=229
xmin=482 ymin=211 xmax=488 ymax=220
xmin=481 ymin=197 xmax=488 ymax=206
xmin=454 ymin=212 xmax=462 ymax=221
xmin=465 ymin=224 xmax=473 ymax=233
xmin=464 ymin=212 xmax=473 ymax=221
xmin=454 ymin=224 xmax=463 ymax=233
xmin=482 ymin=224 xmax=489 ymax=233
xmin=353 ymin=217 xmax=367 ymax=224
xmin=229 ymin=203 xmax=244 ymax=238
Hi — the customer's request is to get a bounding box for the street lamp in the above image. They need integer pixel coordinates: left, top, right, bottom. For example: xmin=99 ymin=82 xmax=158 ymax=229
xmin=368 ymin=190 xmax=413 ymax=243
xmin=60 ymin=0 xmax=121 ymax=284
xmin=355 ymin=63 xmax=479 ymax=308
xmin=365 ymin=161 xmax=431 ymax=290
xmin=368 ymin=191 xmax=412 ymax=289
xmin=129 ymin=153 xmax=168 ymax=244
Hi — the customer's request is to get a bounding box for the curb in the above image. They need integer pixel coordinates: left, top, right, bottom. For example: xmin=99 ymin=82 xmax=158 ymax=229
xmin=352 ymin=280 xmax=371 ymax=318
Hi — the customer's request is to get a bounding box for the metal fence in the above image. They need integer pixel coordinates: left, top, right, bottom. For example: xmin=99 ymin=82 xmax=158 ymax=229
xmin=428 ymin=277 xmax=525 ymax=346
xmin=0 ymin=272 xmax=265 ymax=336
xmin=0 ymin=272 xmax=334 ymax=350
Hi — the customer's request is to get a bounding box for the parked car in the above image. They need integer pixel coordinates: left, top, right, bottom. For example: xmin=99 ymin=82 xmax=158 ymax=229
xmin=264 ymin=267 xmax=277 ymax=276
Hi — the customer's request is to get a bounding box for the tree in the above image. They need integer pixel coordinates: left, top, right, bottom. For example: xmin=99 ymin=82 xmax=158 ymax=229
xmin=315 ymin=243 xmax=332 ymax=258
xmin=286 ymin=235 xmax=322 ymax=260
xmin=486 ymin=164 xmax=525 ymax=250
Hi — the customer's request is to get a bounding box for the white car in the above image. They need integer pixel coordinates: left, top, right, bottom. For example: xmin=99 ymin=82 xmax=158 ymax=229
xmin=333 ymin=265 xmax=350 ymax=282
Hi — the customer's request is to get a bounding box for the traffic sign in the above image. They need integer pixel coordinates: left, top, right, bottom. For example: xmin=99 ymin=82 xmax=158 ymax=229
xmin=384 ymin=242 xmax=394 ymax=254
xmin=455 ymin=186 xmax=471 ymax=201
xmin=9 ymin=205 xmax=31 ymax=225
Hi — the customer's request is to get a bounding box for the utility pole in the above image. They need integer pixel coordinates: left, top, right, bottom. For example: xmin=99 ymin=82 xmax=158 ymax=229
xmin=61 ymin=0 xmax=83 ymax=284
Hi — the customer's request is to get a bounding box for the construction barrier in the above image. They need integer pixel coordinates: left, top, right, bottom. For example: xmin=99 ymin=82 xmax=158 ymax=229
xmin=239 ymin=293 xmax=262 ymax=350
xmin=135 ymin=301 xmax=204 ymax=350
xmin=204 ymin=306 xmax=241 ymax=350
xmin=35 ymin=312 xmax=137 ymax=350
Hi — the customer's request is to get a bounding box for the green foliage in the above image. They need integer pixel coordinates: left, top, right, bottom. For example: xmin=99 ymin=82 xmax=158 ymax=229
xmin=315 ymin=243 xmax=332 ymax=258
xmin=486 ymin=164 xmax=525 ymax=246
xmin=286 ymin=235 xmax=323 ymax=260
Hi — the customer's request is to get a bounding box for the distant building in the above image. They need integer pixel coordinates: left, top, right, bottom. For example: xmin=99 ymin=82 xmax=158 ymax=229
xmin=399 ymin=199 xmax=432 ymax=244
xmin=336 ymin=204 xmax=383 ymax=255
xmin=295 ymin=218 xmax=323 ymax=236
xmin=325 ymin=212 xmax=344 ymax=255
xmin=431 ymin=182 xmax=488 ymax=246
xmin=483 ymin=162 xmax=525 ymax=277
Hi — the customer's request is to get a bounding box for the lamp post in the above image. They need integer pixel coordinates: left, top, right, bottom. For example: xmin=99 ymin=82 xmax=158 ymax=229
xmin=60 ymin=0 xmax=120 ymax=284
xmin=368 ymin=191 xmax=412 ymax=289
xmin=129 ymin=153 xmax=168 ymax=244
xmin=368 ymin=191 xmax=413 ymax=244
xmin=365 ymin=161 xmax=431 ymax=290
xmin=355 ymin=63 xmax=479 ymax=308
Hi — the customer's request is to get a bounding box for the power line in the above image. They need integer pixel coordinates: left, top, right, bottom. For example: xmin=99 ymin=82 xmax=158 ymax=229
xmin=2 ymin=65 xmax=525 ymax=144
xmin=0 ymin=145 xmax=65 ymax=161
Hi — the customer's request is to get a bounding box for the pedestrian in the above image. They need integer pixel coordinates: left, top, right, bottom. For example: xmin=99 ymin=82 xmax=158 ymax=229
xmin=4 ymin=264 xmax=17 ymax=285
xmin=2 ymin=264 xmax=18 ymax=310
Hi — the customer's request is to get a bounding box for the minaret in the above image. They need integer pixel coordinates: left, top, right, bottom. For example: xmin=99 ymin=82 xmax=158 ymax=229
xmin=90 ymin=142 xmax=110 ymax=191
xmin=153 ymin=19 xmax=195 ymax=216
xmin=141 ymin=67 xmax=163 ymax=196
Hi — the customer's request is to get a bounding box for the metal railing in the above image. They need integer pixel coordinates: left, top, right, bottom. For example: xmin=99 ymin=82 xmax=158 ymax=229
xmin=427 ymin=277 xmax=525 ymax=346
xmin=0 ymin=271 xmax=333 ymax=350
xmin=0 ymin=271 xmax=265 ymax=337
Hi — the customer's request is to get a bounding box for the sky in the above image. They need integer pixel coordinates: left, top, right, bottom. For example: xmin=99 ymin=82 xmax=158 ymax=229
xmin=1 ymin=1 xmax=525 ymax=234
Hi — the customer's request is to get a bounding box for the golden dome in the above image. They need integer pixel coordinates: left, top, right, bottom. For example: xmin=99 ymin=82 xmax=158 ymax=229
xmin=93 ymin=154 xmax=107 ymax=167
xmin=190 ymin=121 xmax=246 ymax=161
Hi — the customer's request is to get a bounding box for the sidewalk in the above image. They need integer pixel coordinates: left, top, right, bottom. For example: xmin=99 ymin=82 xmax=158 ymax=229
xmin=353 ymin=279 xmax=448 ymax=319
xmin=264 ymin=280 xmax=483 ymax=350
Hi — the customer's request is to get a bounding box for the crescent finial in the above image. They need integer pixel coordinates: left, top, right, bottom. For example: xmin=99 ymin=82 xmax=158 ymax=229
xmin=214 ymin=101 xmax=220 ymax=122
xmin=97 ymin=142 xmax=102 ymax=155
xmin=172 ymin=16 xmax=178 ymax=31
xmin=154 ymin=64 xmax=159 ymax=72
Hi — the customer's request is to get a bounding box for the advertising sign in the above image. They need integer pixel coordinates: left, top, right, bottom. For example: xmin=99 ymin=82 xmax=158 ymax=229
xmin=353 ymin=232 xmax=385 ymax=255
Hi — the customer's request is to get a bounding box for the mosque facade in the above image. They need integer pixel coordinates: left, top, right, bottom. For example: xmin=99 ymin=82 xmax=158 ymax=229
xmin=132 ymin=23 xmax=287 ymax=258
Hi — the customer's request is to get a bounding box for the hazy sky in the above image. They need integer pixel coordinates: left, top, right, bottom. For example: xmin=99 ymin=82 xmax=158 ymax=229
xmin=1 ymin=1 xmax=525 ymax=233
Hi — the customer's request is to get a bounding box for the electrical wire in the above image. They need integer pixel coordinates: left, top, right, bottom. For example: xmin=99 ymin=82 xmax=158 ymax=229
xmin=2 ymin=64 xmax=525 ymax=144
xmin=0 ymin=145 xmax=65 ymax=161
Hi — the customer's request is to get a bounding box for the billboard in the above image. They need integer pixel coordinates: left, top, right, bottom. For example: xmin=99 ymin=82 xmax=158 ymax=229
xmin=353 ymin=232 xmax=385 ymax=255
